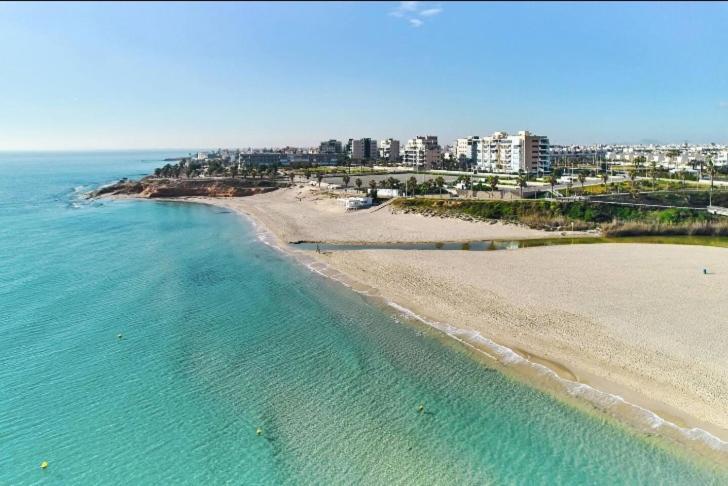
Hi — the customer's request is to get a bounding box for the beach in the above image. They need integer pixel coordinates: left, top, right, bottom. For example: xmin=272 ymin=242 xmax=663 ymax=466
xmin=195 ymin=184 xmax=568 ymax=243
xmin=188 ymin=185 xmax=728 ymax=452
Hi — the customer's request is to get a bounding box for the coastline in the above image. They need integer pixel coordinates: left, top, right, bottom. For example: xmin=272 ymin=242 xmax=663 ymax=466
xmin=102 ymin=188 xmax=728 ymax=465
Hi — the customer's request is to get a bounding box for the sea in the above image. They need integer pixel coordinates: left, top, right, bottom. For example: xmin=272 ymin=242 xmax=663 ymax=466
xmin=1 ymin=151 xmax=726 ymax=484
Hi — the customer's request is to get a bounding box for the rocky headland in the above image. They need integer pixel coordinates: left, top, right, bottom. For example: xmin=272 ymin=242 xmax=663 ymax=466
xmin=93 ymin=177 xmax=278 ymax=199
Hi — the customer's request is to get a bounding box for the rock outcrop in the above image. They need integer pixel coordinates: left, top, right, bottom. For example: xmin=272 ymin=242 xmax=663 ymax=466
xmin=93 ymin=178 xmax=278 ymax=198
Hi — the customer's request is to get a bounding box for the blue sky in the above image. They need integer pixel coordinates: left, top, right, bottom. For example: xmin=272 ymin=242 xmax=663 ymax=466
xmin=1 ymin=1 xmax=727 ymax=150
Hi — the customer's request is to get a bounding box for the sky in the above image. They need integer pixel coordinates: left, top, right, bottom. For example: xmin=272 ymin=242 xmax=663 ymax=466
xmin=1 ymin=1 xmax=727 ymax=150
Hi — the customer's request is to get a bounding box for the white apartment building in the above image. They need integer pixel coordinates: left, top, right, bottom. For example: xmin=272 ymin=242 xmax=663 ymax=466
xmin=454 ymin=136 xmax=480 ymax=164
xmin=475 ymin=131 xmax=550 ymax=174
xmin=716 ymin=151 xmax=728 ymax=166
xmin=403 ymin=135 xmax=440 ymax=168
xmin=378 ymin=138 xmax=400 ymax=162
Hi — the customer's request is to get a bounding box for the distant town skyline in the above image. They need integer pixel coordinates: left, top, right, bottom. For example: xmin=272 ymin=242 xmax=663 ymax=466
xmin=1 ymin=2 xmax=728 ymax=150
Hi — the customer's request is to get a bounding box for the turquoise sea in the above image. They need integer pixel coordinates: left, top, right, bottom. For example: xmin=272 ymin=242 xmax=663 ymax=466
xmin=1 ymin=151 xmax=726 ymax=484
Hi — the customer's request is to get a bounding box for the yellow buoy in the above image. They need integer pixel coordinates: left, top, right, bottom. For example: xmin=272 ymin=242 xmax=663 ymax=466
xmin=40 ymin=461 xmax=49 ymax=469
xmin=256 ymin=427 xmax=263 ymax=436
xmin=418 ymin=404 xmax=425 ymax=414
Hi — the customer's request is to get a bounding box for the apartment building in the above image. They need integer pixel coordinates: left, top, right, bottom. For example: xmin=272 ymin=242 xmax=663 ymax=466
xmin=348 ymin=138 xmax=378 ymax=160
xmin=475 ymin=131 xmax=550 ymax=174
xmin=319 ymin=139 xmax=343 ymax=154
xmin=454 ymin=136 xmax=480 ymax=165
xmin=378 ymin=138 xmax=400 ymax=162
xmin=403 ymin=135 xmax=440 ymax=168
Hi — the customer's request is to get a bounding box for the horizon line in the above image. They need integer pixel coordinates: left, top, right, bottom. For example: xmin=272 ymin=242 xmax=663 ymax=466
xmin=1 ymin=141 xmax=726 ymax=152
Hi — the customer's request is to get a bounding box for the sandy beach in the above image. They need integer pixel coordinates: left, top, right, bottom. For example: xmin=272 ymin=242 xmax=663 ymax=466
xmin=197 ymin=184 xmax=568 ymax=243
xmin=172 ymin=186 xmax=728 ymax=452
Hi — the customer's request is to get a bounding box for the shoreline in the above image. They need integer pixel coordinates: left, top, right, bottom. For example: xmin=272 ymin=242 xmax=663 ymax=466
xmin=293 ymin=250 xmax=728 ymax=461
xmin=100 ymin=191 xmax=728 ymax=465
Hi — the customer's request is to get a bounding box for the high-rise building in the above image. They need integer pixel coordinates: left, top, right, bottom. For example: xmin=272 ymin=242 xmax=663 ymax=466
xmin=475 ymin=131 xmax=550 ymax=174
xmin=403 ymin=135 xmax=440 ymax=169
xmin=378 ymin=138 xmax=400 ymax=162
xmin=349 ymin=138 xmax=378 ymax=160
xmin=319 ymin=139 xmax=343 ymax=154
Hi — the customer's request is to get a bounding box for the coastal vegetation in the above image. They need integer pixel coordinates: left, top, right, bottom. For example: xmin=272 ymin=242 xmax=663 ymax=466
xmin=392 ymin=198 xmax=728 ymax=236
xmin=592 ymin=189 xmax=728 ymax=207
xmin=153 ymin=160 xmax=280 ymax=180
xmin=572 ymin=178 xmax=703 ymax=196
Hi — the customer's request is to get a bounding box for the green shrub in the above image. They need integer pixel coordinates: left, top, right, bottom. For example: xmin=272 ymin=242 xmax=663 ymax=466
xmin=391 ymin=197 xmax=719 ymax=234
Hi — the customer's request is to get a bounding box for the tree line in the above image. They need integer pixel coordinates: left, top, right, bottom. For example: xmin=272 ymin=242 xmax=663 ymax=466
xmin=153 ymin=159 xmax=281 ymax=180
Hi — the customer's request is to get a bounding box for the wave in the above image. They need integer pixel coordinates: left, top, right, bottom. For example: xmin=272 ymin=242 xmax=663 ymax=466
xmin=384 ymin=301 xmax=728 ymax=455
xmin=62 ymin=184 xmax=97 ymax=209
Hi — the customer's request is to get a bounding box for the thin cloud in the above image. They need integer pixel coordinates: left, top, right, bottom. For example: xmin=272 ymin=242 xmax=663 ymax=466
xmin=389 ymin=1 xmax=419 ymax=17
xmin=720 ymin=101 xmax=728 ymax=109
xmin=400 ymin=1 xmax=420 ymax=11
xmin=419 ymin=7 xmax=442 ymax=16
xmin=389 ymin=1 xmax=443 ymax=27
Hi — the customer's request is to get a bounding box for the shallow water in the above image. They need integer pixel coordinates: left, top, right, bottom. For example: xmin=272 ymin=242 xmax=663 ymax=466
xmin=1 ymin=152 xmax=726 ymax=484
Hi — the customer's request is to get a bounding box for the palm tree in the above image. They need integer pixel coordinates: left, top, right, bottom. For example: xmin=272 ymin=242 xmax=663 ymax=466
xmin=288 ymin=172 xmax=295 ymax=185
xmin=488 ymin=175 xmax=499 ymax=198
xmin=368 ymin=179 xmax=377 ymax=194
xmin=546 ymin=175 xmax=557 ymax=198
xmin=577 ymin=172 xmax=586 ymax=193
xmin=601 ymin=172 xmax=609 ymax=193
xmin=342 ymin=174 xmax=350 ymax=191
xmin=230 ymin=165 xmax=238 ymax=179
xmin=517 ymin=173 xmax=527 ymax=198
xmin=706 ymin=158 xmax=717 ymax=206
xmin=304 ymin=169 xmax=311 ymax=180
xmin=628 ymin=167 xmax=638 ymax=196
xmin=316 ymin=173 xmax=323 ymax=189
xmin=355 ymin=178 xmax=363 ymax=192
xmin=408 ymin=176 xmax=417 ymax=197
xmin=463 ymin=175 xmax=471 ymax=197
xmin=424 ymin=179 xmax=434 ymax=194
xmin=435 ymin=176 xmax=445 ymax=197
xmin=649 ymin=160 xmax=658 ymax=191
